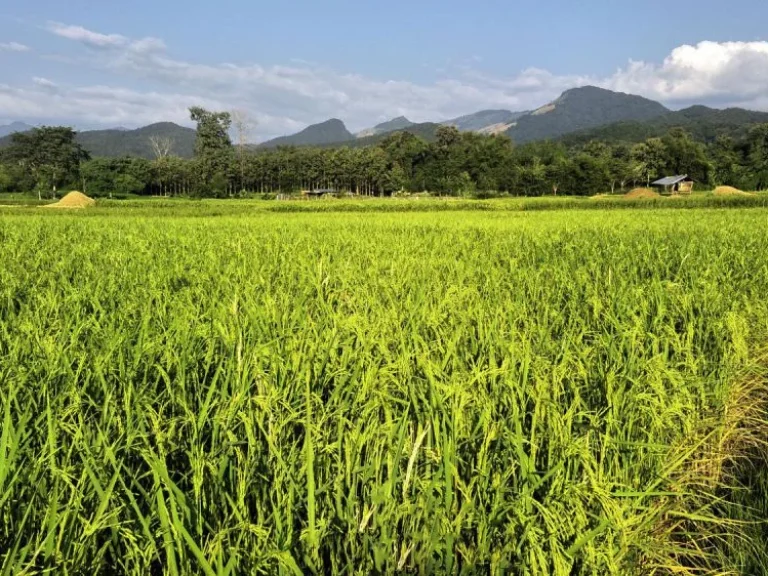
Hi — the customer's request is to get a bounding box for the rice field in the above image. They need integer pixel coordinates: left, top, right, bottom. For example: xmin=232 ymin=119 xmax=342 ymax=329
xmin=1 ymin=205 xmax=767 ymax=575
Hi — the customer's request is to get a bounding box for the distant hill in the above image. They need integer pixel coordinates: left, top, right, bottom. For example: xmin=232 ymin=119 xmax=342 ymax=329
xmin=76 ymin=123 xmax=196 ymax=158
xmin=0 ymin=122 xmax=33 ymax=138
xmin=558 ymin=105 xmax=768 ymax=146
xmin=357 ymin=116 xmax=414 ymax=138
xmin=342 ymin=122 xmax=442 ymax=148
xmin=0 ymin=122 xmax=196 ymax=158
xmin=260 ymin=119 xmax=354 ymax=148
xmin=443 ymin=109 xmax=526 ymax=133
xmin=507 ymin=86 xmax=669 ymax=143
xmin=4 ymin=86 xmax=766 ymax=158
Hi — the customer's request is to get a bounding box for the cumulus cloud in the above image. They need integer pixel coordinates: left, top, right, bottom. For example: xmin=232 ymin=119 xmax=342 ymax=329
xmin=0 ymin=41 xmax=29 ymax=52
xmin=607 ymin=41 xmax=768 ymax=105
xmin=5 ymin=24 xmax=768 ymax=140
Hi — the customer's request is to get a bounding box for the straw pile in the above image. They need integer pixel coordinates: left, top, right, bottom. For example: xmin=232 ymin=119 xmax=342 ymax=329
xmin=713 ymin=186 xmax=754 ymax=197
xmin=624 ymin=188 xmax=660 ymax=199
xmin=41 ymin=191 xmax=96 ymax=209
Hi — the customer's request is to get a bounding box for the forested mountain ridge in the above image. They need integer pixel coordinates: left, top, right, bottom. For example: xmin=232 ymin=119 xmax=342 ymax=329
xmin=327 ymin=122 xmax=442 ymax=148
xmin=558 ymin=106 xmax=768 ymax=146
xmin=443 ymin=109 xmax=527 ymax=132
xmin=257 ymin=86 xmax=673 ymax=148
xmin=505 ymin=86 xmax=670 ymax=143
xmin=3 ymin=86 xmax=768 ymax=159
xmin=258 ymin=119 xmax=354 ymax=148
xmin=0 ymin=122 xmax=196 ymax=159
xmin=76 ymin=123 xmax=196 ymax=158
xmin=356 ymin=116 xmax=415 ymax=138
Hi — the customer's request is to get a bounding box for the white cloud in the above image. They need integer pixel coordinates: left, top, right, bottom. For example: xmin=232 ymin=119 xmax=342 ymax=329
xmin=33 ymin=76 xmax=57 ymax=87
xmin=47 ymin=22 xmax=128 ymax=48
xmin=5 ymin=25 xmax=768 ymax=140
xmin=607 ymin=41 xmax=768 ymax=105
xmin=45 ymin=22 xmax=165 ymax=54
xmin=0 ymin=80 xmax=305 ymax=135
xmin=32 ymin=77 xmax=58 ymax=92
xmin=0 ymin=41 xmax=29 ymax=52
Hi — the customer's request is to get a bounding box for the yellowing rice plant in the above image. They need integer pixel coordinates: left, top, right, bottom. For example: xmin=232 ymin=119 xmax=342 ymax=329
xmin=0 ymin=205 xmax=767 ymax=575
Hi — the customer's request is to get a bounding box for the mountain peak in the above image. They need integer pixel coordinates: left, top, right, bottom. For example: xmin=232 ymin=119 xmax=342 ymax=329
xmin=443 ymin=109 xmax=527 ymax=132
xmin=508 ymin=86 xmax=669 ymax=143
xmin=356 ymin=116 xmax=415 ymax=138
xmin=261 ymin=118 xmax=354 ymax=148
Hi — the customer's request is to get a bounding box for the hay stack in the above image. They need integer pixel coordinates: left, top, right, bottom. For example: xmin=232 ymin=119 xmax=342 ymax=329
xmin=624 ymin=188 xmax=660 ymax=200
xmin=713 ymin=186 xmax=754 ymax=197
xmin=42 ymin=191 xmax=96 ymax=209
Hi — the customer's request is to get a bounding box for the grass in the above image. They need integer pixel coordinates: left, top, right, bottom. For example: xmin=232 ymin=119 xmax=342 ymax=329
xmin=2 ymin=191 xmax=768 ymax=215
xmin=0 ymin=204 xmax=767 ymax=574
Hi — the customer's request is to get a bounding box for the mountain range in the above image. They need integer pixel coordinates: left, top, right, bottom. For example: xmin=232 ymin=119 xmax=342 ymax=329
xmin=2 ymin=85 xmax=768 ymax=158
xmin=558 ymin=105 xmax=768 ymax=146
xmin=0 ymin=122 xmax=196 ymax=159
xmin=0 ymin=122 xmax=33 ymax=138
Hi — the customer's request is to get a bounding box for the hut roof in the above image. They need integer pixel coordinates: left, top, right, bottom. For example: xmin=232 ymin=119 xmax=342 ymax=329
xmin=652 ymin=175 xmax=692 ymax=186
xmin=304 ymin=188 xmax=336 ymax=195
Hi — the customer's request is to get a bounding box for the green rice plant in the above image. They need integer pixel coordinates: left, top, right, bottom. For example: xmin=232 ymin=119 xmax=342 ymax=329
xmin=0 ymin=206 xmax=766 ymax=574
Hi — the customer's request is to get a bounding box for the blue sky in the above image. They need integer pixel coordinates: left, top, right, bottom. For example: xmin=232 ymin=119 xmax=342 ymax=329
xmin=2 ymin=0 xmax=768 ymax=140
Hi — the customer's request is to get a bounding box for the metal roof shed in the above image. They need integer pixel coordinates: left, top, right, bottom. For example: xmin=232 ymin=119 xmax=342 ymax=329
xmin=651 ymin=175 xmax=694 ymax=195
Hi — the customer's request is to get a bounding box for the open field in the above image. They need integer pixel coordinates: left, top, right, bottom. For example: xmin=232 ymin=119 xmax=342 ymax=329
xmin=1 ymin=191 xmax=768 ymax=215
xmin=1 ymin=204 xmax=767 ymax=574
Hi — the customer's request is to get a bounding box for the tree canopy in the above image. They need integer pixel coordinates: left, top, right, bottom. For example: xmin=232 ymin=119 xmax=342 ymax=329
xmin=1 ymin=127 xmax=89 ymax=198
xmin=2 ymin=110 xmax=768 ymax=198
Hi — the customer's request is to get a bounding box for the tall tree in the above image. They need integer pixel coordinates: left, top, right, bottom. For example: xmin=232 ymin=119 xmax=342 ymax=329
xmin=748 ymin=124 xmax=768 ymax=190
xmin=4 ymin=127 xmax=89 ymax=199
xmin=661 ymin=128 xmax=711 ymax=184
xmin=631 ymin=138 xmax=666 ymax=187
xmin=148 ymin=135 xmax=175 ymax=159
xmin=189 ymin=107 xmax=234 ymax=193
xmin=231 ymin=109 xmax=255 ymax=194
xmin=710 ymin=135 xmax=741 ymax=186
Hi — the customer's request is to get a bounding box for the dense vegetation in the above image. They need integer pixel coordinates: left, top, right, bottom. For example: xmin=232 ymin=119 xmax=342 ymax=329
xmin=0 ymin=122 xmax=197 ymax=160
xmin=560 ymin=106 xmax=768 ymax=147
xmin=2 ymin=104 xmax=768 ymax=198
xmin=0 ymin=205 xmax=767 ymax=575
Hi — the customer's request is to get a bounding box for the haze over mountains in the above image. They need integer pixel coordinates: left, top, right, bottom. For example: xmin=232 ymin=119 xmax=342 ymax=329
xmin=256 ymin=86 xmax=671 ymax=148
xmin=2 ymin=86 xmax=768 ymax=158
xmin=0 ymin=122 xmax=33 ymax=139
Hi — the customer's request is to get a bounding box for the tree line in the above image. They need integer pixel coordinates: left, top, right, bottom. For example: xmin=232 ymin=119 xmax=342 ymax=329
xmin=2 ymin=108 xmax=768 ymax=198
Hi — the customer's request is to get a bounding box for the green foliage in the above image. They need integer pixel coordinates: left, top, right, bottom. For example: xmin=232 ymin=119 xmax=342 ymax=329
xmin=0 ymin=165 xmax=11 ymax=192
xmin=748 ymin=124 xmax=768 ymax=189
xmin=189 ymin=107 xmax=232 ymax=156
xmin=2 ymin=126 xmax=89 ymax=196
xmin=4 ymin=120 xmax=768 ymax=196
xmin=559 ymin=105 xmax=768 ymax=147
xmin=82 ymin=157 xmax=154 ymax=197
xmin=190 ymin=108 xmax=234 ymax=192
xmin=0 ymin=207 xmax=767 ymax=574
xmin=76 ymin=123 xmax=196 ymax=159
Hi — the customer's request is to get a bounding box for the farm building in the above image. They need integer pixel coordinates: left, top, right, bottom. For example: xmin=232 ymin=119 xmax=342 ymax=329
xmin=651 ymin=175 xmax=694 ymax=195
xmin=301 ymin=188 xmax=336 ymax=199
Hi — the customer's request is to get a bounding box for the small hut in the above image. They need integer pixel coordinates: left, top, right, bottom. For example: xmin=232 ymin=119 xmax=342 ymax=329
xmin=651 ymin=175 xmax=694 ymax=195
xmin=301 ymin=188 xmax=335 ymax=199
